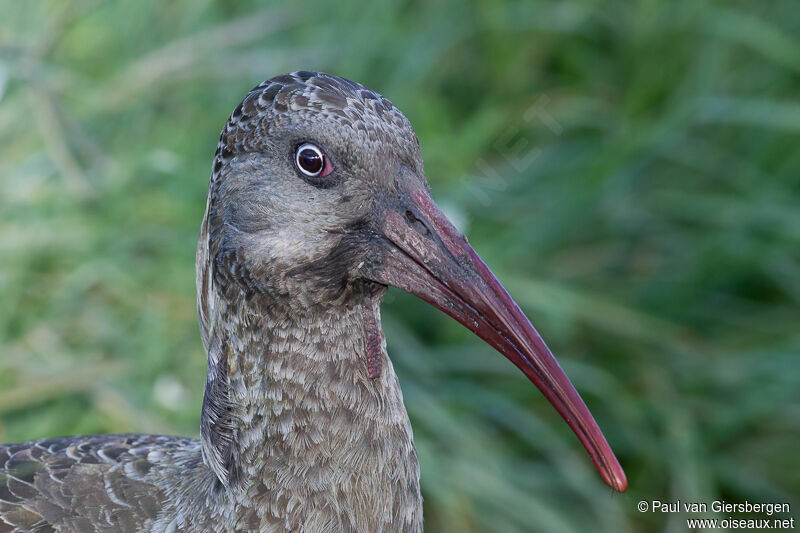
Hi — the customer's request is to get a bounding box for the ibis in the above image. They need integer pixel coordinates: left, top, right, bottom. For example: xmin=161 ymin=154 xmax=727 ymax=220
xmin=0 ymin=72 xmax=625 ymax=533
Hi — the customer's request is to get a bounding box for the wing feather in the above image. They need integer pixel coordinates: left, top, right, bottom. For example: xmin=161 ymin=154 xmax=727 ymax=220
xmin=0 ymin=435 xmax=192 ymax=533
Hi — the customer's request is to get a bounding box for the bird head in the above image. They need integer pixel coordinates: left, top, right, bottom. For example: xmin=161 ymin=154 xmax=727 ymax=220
xmin=197 ymin=71 xmax=627 ymax=492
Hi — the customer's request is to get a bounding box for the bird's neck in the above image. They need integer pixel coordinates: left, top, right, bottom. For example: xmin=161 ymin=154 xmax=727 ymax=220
xmin=201 ymin=290 xmax=422 ymax=530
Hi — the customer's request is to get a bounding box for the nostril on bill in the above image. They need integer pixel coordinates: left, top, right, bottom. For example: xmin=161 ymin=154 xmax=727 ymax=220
xmin=405 ymin=210 xmax=431 ymax=237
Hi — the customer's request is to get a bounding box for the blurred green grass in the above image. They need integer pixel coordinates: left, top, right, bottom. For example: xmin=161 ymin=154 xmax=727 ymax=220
xmin=1 ymin=0 xmax=798 ymax=531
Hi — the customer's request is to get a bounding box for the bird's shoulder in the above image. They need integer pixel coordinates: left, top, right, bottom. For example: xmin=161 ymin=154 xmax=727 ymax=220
xmin=0 ymin=434 xmax=198 ymax=533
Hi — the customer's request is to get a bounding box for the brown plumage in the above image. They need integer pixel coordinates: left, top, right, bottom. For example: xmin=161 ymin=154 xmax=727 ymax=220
xmin=0 ymin=72 xmax=625 ymax=533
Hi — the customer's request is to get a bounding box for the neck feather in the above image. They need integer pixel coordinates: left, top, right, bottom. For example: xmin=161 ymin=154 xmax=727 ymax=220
xmin=199 ymin=289 xmax=422 ymax=529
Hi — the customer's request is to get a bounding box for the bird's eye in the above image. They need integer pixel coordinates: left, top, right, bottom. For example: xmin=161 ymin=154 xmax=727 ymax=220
xmin=294 ymin=142 xmax=333 ymax=178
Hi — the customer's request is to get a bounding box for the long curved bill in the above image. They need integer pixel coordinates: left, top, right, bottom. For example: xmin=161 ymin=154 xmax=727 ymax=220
xmin=370 ymin=186 xmax=627 ymax=492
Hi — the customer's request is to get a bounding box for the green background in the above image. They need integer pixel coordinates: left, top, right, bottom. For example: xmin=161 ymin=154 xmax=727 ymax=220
xmin=1 ymin=1 xmax=798 ymax=531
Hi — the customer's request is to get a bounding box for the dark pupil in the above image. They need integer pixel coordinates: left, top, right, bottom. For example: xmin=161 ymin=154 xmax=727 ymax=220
xmin=298 ymin=148 xmax=323 ymax=174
